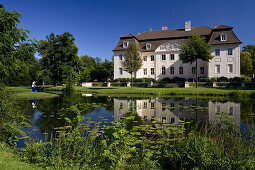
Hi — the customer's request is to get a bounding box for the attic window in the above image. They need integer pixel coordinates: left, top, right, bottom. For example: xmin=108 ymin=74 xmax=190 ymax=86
xmin=123 ymin=41 xmax=129 ymax=48
xmin=220 ymin=34 xmax=227 ymax=41
xmin=146 ymin=43 xmax=151 ymax=50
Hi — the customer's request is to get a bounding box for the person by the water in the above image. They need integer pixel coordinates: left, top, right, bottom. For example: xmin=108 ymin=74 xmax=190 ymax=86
xmin=32 ymin=81 xmax=36 ymax=92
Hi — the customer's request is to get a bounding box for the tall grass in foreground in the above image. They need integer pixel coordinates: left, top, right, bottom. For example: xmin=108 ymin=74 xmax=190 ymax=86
xmin=20 ymin=111 xmax=255 ymax=169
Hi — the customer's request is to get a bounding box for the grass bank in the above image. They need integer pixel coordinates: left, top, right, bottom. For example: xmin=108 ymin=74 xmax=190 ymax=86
xmin=0 ymin=142 xmax=42 ymax=170
xmin=14 ymin=92 xmax=59 ymax=99
xmin=6 ymin=86 xmax=59 ymax=98
xmin=47 ymin=86 xmax=255 ymax=98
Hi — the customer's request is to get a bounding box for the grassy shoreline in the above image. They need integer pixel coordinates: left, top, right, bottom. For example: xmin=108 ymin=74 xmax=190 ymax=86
xmin=46 ymin=86 xmax=255 ymax=98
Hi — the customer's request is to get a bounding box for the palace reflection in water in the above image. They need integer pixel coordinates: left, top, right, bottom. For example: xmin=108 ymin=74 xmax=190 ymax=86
xmin=114 ymin=98 xmax=240 ymax=130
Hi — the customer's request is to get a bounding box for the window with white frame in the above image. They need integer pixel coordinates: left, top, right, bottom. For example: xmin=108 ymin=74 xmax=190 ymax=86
xmin=179 ymin=66 xmax=183 ymax=74
xmin=170 ymin=67 xmax=174 ymax=74
xmin=200 ymin=67 xmax=205 ymax=74
xmin=215 ymin=65 xmax=220 ymax=73
xmin=143 ymin=68 xmax=147 ymax=75
xmin=227 ymin=64 xmax=233 ymax=73
xmin=143 ymin=102 xmax=147 ymax=109
xmin=192 ymin=67 xmax=196 ymax=74
xmin=120 ymin=103 xmax=123 ymax=110
xmin=119 ymin=68 xmax=123 ymax=75
xmin=220 ymin=34 xmax=227 ymax=41
xmin=228 ymin=48 xmax=233 ymax=55
xmin=151 ymin=102 xmax=155 ymax=109
xmin=162 ymin=54 xmax=166 ymax=60
xmin=170 ymin=54 xmax=175 ymax=60
xmin=143 ymin=56 xmax=147 ymax=61
xmin=146 ymin=43 xmax=151 ymax=50
xmin=119 ymin=54 xmax=123 ymax=60
xmin=123 ymin=41 xmax=128 ymax=48
xmin=151 ymin=55 xmax=154 ymax=61
xmin=215 ymin=49 xmax=220 ymax=56
xmin=151 ymin=68 xmax=154 ymax=75
xmin=162 ymin=66 xmax=166 ymax=75
xmin=228 ymin=106 xmax=233 ymax=115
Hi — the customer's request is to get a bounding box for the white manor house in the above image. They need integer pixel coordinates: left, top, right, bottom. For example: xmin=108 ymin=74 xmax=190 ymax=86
xmin=113 ymin=21 xmax=241 ymax=80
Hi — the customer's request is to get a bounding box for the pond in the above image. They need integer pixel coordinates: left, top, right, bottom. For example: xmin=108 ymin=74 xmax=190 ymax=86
xmin=17 ymin=93 xmax=255 ymax=148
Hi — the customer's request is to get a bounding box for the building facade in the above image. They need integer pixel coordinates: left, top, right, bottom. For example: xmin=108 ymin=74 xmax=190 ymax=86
xmin=113 ymin=21 xmax=241 ymax=80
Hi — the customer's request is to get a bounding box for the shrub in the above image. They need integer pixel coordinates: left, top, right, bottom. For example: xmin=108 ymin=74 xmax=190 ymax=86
xmin=199 ymin=78 xmax=210 ymax=82
xmin=218 ymin=76 xmax=229 ymax=82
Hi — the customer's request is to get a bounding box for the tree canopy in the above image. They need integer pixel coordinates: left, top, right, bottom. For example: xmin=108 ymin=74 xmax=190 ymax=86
xmin=240 ymin=51 xmax=253 ymax=76
xmin=243 ymin=44 xmax=255 ymax=74
xmin=122 ymin=42 xmax=143 ymax=86
xmin=38 ymin=32 xmax=79 ymax=85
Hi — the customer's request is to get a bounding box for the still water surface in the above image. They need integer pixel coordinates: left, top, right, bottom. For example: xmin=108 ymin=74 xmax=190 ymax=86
xmin=17 ymin=93 xmax=255 ymax=147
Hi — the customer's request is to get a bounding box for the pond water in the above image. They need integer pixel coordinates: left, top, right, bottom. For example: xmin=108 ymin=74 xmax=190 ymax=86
xmin=17 ymin=93 xmax=255 ymax=148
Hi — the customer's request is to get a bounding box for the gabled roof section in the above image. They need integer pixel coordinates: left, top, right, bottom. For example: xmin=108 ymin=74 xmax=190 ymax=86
xmin=136 ymin=26 xmax=212 ymax=41
xmin=213 ymin=25 xmax=233 ymax=30
xmin=120 ymin=33 xmax=135 ymax=39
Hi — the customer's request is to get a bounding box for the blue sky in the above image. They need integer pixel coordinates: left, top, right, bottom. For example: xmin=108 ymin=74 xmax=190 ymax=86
xmin=3 ymin=0 xmax=255 ymax=61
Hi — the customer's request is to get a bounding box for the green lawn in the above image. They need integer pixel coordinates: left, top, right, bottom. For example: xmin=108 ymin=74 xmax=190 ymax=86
xmin=14 ymin=92 xmax=59 ymax=98
xmin=47 ymin=86 xmax=255 ymax=97
xmin=0 ymin=142 xmax=43 ymax=170
xmin=6 ymin=86 xmax=31 ymax=92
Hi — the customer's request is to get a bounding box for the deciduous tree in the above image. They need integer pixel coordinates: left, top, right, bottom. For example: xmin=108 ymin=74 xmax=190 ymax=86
xmin=179 ymin=33 xmax=213 ymax=88
xmin=122 ymin=42 xmax=143 ymax=87
xmin=240 ymin=51 xmax=253 ymax=76
xmin=243 ymin=44 xmax=255 ymax=74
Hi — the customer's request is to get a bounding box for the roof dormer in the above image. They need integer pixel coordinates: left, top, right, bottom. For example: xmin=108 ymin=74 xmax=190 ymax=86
xmin=146 ymin=43 xmax=151 ymax=50
xmin=123 ymin=41 xmax=129 ymax=48
xmin=220 ymin=34 xmax=227 ymax=41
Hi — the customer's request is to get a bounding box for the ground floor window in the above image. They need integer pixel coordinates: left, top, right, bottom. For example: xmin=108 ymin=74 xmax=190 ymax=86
xmin=215 ymin=65 xmax=220 ymax=74
xmin=119 ymin=68 xmax=123 ymax=75
xmin=162 ymin=67 xmax=166 ymax=75
xmin=143 ymin=68 xmax=147 ymax=75
xmin=151 ymin=68 xmax=154 ymax=75
xmin=200 ymin=67 xmax=204 ymax=74
xmin=227 ymin=64 xmax=233 ymax=73
xmin=192 ymin=67 xmax=196 ymax=74
xmin=179 ymin=66 xmax=183 ymax=74
xmin=170 ymin=67 xmax=174 ymax=74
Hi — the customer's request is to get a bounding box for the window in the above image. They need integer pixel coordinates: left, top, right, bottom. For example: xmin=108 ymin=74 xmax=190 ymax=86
xmin=228 ymin=106 xmax=233 ymax=115
xmin=119 ymin=68 xmax=123 ymax=75
xmin=120 ymin=103 xmax=123 ymax=110
xmin=228 ymin=48 xmax=233 ymax=55
xmin=151 ymin=102 xmax=155 ymax=109
xmin=200 ymin=67 xmax=204 ymax=74
xmin=162 ymin=54 xmax=166 ymax=60
xmin=151 ymin=68 xmax=154 ymax=75
xmin=143 ymin=56 xmax=147 ymax=61
xmin=151 ymin=55 xmax=154 ymax=61
xmin=215 ymin=49 xmax=220 ymax=56
xmin=216 ymin=106 xmax=221 ymax=114
xmin=170 ymin=54 xmax=175 ymax=60
xmin=144 ymin=116 xmax=147 ymax=121
xmin=162 ymin=102 xmax=166 ymax=111
xmin=123 ymin=41 xmax=128 ymax=48
xmin=171 ymin=117 xmax=175 ymax=123
xmin=227 ymin=64 xmax=233 ymax=73
xmin=170 ymin=67 xmax=174 ymax=74
xmin=143 ymin=68 xmax=147 ymax=75
xmin=179 ymin=66 xmax=183 ymax=74
xmin=162 ymin=117 xmax=166 ymax=122
xmin=162 ymin=67 xmax=166 ymax=75
xmin=146 ymin=43 xmax=151 ymax=50
xmin=151 ymin=116 xmax=155 ymax=122
xmin=220 ymin=34 xmax=227 ymax=41
xmin=119 ymin=54 xmax=123 ymax=60
xmin=192 ymin=67 xmax=196 ymax=74
xmin=143 ymin=102 xmax=147 ymax=109
xmin=170 ymin=103 xmax=175 ymax=108
xmin=215 ymin=65 xmax=220 ymax=73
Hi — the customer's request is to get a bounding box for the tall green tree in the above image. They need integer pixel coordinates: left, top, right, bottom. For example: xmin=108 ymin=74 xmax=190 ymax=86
xmin=179 ymin=33 xmax=213 ymax=88
xmin=0 ymin=7 xmax=31 ymax=84
xmin=38 ymin=32 xmax=79 ymax=85
xmin=122 ymin=42 xmax=143 ymax=87
xmin=243 ymin=44 xmax=255 ymax=74
xmin=240 ymin=51 xmax=253 ymax=76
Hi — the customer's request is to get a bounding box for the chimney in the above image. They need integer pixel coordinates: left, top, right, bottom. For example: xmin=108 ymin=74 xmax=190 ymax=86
xmin=214 ymin=25 xmax=220 ymax=28
xmin=149 ymin=27 xmax=152 ymax=32
xmin=136 ymin=32 xmax=140 ymax=36
xmin=162 ymin=26 xmax=168 ymax=30
xmin=185 ymin=20 xmax=191 ymax=31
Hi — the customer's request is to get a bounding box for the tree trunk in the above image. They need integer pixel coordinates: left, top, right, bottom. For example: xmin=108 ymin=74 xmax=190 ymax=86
xmin=196 ymin=58 xmax=198 ymax=88
xmin=131 ymin=72 xmax=133 ymax=88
